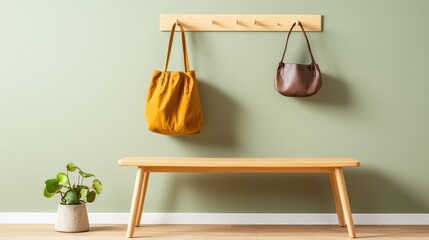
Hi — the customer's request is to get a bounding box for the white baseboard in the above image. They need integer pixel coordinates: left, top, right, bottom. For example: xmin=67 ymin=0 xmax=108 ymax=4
xmin=0 ymin=213 xmax=428 ymax=225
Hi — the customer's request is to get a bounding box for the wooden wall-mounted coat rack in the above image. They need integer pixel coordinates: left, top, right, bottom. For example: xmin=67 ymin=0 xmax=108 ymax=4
xmin=160 ymin=14 xmax=322 ymax=32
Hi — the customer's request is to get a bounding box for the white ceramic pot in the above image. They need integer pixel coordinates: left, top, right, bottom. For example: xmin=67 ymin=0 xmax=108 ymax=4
xmin=55 ymin=204 xmax=90 ymax=232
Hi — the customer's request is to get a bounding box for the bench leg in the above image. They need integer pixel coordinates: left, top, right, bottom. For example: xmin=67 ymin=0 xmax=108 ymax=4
xmin=126 ymin=167 xmax=145 ymax=238
xmin=329 ymin=172 xmax=345 ymax=227
xmin=334 ymin=167 xmax=356 ymax=238
xmin=135 ymin=172 xmax=150 ymax=226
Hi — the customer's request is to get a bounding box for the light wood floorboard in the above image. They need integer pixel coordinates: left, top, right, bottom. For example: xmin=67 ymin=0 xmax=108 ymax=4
xmin=1 ymin=225 xmax=429 ymax=239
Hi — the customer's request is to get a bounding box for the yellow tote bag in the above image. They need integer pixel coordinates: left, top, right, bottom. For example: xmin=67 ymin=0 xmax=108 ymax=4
xmin=145 ymin=22 xmax=203 ymax=136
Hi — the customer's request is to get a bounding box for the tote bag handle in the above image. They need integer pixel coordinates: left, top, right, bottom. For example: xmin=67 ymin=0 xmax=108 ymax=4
xmin=163 ymin=22 xmax=190 ymax=73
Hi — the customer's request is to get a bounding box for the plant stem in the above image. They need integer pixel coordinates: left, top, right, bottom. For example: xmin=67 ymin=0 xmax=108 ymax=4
xmin=66 ymin=170 xmax=72 ymax=189
xmin=59 ymin=190 xmax=64 ymax=200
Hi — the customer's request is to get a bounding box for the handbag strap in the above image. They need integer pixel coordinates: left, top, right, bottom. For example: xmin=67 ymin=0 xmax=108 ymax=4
xmin=279 ymin=21 xmax=316 ymax=65
xmin=163 ymin=22 xmax=190 ymax=72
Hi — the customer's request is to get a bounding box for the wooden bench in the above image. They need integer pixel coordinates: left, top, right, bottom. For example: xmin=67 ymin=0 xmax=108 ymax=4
xmin=118 ymin=157 xmax=360 ymax=238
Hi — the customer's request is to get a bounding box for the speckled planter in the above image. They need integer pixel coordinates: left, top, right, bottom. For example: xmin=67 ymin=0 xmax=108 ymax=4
xmin=54 ymin=204 xmax=89 ymax=233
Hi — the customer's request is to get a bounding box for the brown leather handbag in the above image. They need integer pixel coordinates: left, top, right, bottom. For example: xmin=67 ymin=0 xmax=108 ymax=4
xmin=275 ymin=21 xmax=322 ymax=97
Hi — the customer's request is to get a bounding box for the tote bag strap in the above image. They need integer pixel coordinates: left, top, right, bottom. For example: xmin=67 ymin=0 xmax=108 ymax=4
xmin=163 ymin=22 xmax=190 ymax=72
xmin=279 ymin=21 xmax=316 ymax=65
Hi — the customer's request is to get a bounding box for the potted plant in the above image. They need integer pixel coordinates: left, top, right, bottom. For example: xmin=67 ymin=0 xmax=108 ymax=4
xmin=43 ymin=162 xmax=102 ymax=232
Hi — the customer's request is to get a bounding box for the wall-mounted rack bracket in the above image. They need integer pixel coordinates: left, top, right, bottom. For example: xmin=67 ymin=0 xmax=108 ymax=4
xmin=160 ymin=14 xmax=322 ymax=32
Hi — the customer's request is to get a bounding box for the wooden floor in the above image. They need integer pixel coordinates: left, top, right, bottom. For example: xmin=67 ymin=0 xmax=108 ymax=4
xmin=1 ymin=225 xmax=429 ymax=239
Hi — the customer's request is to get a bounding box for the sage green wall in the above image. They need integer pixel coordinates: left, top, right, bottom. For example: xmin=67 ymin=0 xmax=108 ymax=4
xmin=1 ymin=0 xmax=428 ymax=213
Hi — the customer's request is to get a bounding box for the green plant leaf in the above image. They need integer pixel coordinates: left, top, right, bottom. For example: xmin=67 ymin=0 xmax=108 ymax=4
xmin=56 ymin=172 xmax=68 ymax=185
xmin=92 ymin=179 xmax=103 ymax=194
xmin=86 ymin=190 xmax=96 ymax=203
xmin=79 ymin=169 xmax=95 ymax=178
xmin=66 ymin=162 xmax=76 ymax=172
xmin=63 ymin=189 xmax=80 ymax=205
xmin=45 ymin=179 xmax=59 ymax=193
xmin=80 ymin=188 xmax=88 ymax=199
xmin=43 ymin=187 xmax=55 ymax=198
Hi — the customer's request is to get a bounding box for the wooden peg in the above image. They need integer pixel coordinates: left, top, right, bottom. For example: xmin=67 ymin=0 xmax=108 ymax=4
xmin=253 ymin=19 xmax=256 ymax=25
